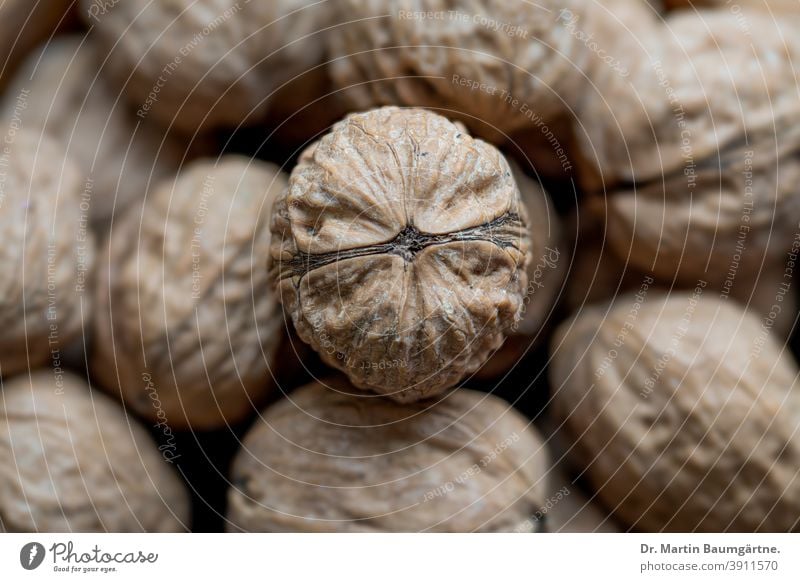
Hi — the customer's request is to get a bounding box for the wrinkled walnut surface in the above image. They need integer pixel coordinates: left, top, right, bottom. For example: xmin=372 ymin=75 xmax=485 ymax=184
xmin=330 ymin=0 xmax=618 ymax=136
xmin=576 ymin=11 xmax=800 ymax=283
xmin=0 ymin=371 xmax=189 ymax=532
xmin=86 ymin=0 xmax=336 ymax=132
xmin=550 ymin=292 xmax=800 ymax=532
xmin=0 ymin=130 xmax=94 ymax=378
xmin=94 ymin=156 xmax=286 ymax=429
xmin=270 ymin=107 xmax=531 ymax=401
xmin=227 ymin=380 xmax=549 ymax=532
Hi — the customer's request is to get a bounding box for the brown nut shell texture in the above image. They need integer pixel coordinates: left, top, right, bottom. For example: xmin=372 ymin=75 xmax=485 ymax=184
xmin=0 ymin=372 xmax=189 ymax=532
xmin=0 ymin=130 xmax=94 ymax=378
xmin=550 ymin=292 xmax=800 ymax=532
xmin=94 ymin=156 xmax=286 ymax=429
xmin=270 ymin=107 xmax=531 ymax=402
xmin=227 ymin=380 xmax=549 ymax=532
xmin=86 ymin=0 xmax=335 ymax=132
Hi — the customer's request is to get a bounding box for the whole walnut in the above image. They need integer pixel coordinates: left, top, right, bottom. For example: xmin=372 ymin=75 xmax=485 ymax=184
xmin=0 ymin=130 xmax=94 ymax=378
xmin=1 ymin=35 xmax=187 ymax=229
xmin=550 ymin=292 xmax=800 ymax=532
xmin=227 ymin=380 xmax=550 ymax=532
xmin=94 ymin=156 xmax=287 ymax=429
xmin=0 ymin=371 xmax=189 ymax=532
xmin=329 ymin=0 xmax=659 ymax=140
xmin=576 ymin=11 xmax=800 ymax=284
xmin=269 ymin=107 xmax=531 ymax=402
xmin=86 ymin=0 xmax=338 ymax=132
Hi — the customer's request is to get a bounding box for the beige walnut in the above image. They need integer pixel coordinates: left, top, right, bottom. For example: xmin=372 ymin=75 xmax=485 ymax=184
xmin=576 ymin=11 xmax=800 ymax=284
xmin=86 ymin=0 xmax=337 ymax=133
xmin=329 ymin=0 xmax=659 ymax=141
xmin=550 ymin=292 xmax=800 ymax=532
xmin=227 ymin=380 xmax=549 ymax=532
xmin=0 ymin=130 xmax=94 ymax=378
xmin=1 ymin=35 xmax=187 ymax=229
xmin=270 ymin=107 xmax=531 ymax=402
xmin=93 ymin=156 xmax=286 ymax=429
xmin=0 ymin=371 xmax=189 ymax=532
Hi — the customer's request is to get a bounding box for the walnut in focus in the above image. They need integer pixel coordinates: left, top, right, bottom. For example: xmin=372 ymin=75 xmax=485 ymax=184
xmin=227 ymin=380 xmax=549 ymax=532
xmin=1 ymin=35 xmax=187 ymax=229
xmin=85 ymin=0 xmax=338 ymax=133
xmin=269 ymin=107 xmax=531 ymax=402
xmin=0 ymin=371 xmax=189 ymax=532
xmin=0 ymin=130 xmax=94 ymax=378
xmin=550 ymin=292 xmax=800 ymax=532
xmin=93 ymin=157 xmax=286 ymax=429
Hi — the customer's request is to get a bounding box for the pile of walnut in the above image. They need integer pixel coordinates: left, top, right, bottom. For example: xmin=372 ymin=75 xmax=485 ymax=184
xmin=0 ymin=0 xmax=798 ymax=532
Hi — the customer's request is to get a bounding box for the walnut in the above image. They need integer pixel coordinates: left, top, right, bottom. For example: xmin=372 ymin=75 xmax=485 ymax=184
xmin=0 ymin=371 xmax=189 ymax=532
xmin=550 ymin=291 xmax=800 ymax=531
xmin=329 ymin=0 xmax=659 ymax=139
xmin=269 ymin=107 xmax=531 ymax=402
xmin=0 ymin=130 xmax=94 ymax=378
xmin=85 ymin=0 xmax=337 ymax=132
xmin=227 ymin=379 xmax=549 ymax=532
xmin=576 ymin=11 xmax=800 ymax=284
xmin=1 ymin=35 xmax=187 ymax=229
xmin=93 ymin=157 xmax=287 ymax=429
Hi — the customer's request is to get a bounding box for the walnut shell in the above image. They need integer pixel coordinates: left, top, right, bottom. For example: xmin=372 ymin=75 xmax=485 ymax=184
xmin=550 ymin=292 xmax=800 ymax=531
xmin=576 ymin=11 xmax=800 ymax=282
xmin=0 ymin=0 xmax=74 ymax=91
xmin=86 ymin=0 xmax=336 ymax=132
xmin=1 ymin=35 xmax=186 ymax=228
xmin=0 ymin=130 xmax=95 ymax=378
xmin=329 ymin=0 xmax=593 ymax=135
xmin=0 ymin=371 xmax=189 ymax=532
xmin=269 ymin=107 xmax=531 ymax=402
xmin=93 ymin=157 xmax=287 ymax=429
xmin=227 ymin=380 xmax=549 ymax=532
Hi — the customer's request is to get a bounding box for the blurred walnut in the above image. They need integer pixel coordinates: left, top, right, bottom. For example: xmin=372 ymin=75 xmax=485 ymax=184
xmin=270 ymin=107 xmax=531 ymax=402
xmin=1 ymin=36 xmax=189 ymax=229
xmin=576 ymin=11 xmax=800 ymax=284
xmin=0 ymin=371 xmax=188 ymax=532
xmin=329 ymin=1 xmax=659 ymax=141
xmin=663 ymin=0 xmax=800 ymax=11
xmin=0 ymin=0 xmax=75 ymax=91
xmin=94 ymin=157 xmax=286 ymax=429
xmin=550 ymin=292 xmax=800 ymax=531
xmin=86 ymin=0 xmax=338 ymax=133
xmin=0 ymin=131 xmax=94 ymax=378
xmin=227 ymin=380 xmax=549 ymax=532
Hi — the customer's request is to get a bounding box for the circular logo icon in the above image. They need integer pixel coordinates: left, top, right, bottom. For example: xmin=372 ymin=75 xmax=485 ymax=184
xmin=20 ymin=542 xmax=45 ymax=570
